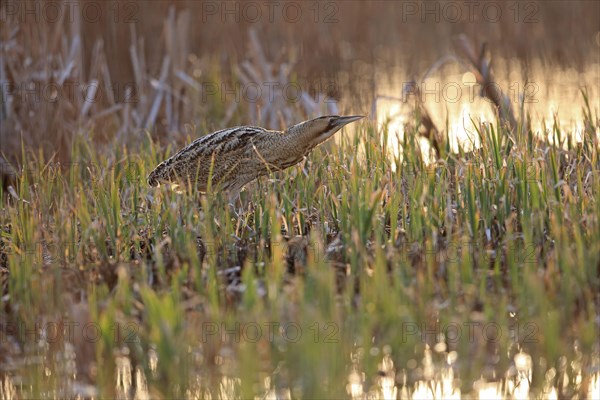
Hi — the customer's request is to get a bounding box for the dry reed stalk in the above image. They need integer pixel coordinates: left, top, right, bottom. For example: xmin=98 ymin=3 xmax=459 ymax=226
xmin=235 ymin=29 xmax=339 ymax=130
xmin=453 ymin=34 xmax=518 ymax=132
xmin=0 ymin=2 xmax=207 ymax=173
xmin=371 ymin=35 xmax=523 ymax=160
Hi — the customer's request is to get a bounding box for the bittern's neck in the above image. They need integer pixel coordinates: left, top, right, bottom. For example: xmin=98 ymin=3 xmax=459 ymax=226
xmin=286 ymin=123 xmax=327 ymax=147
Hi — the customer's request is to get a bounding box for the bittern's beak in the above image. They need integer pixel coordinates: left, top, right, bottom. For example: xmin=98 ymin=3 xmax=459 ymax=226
xmin=336 ymin=115 xmax=365 ymax=127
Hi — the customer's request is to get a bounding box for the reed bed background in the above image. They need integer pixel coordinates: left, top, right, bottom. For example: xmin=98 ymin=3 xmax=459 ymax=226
xmin=1 ymin=0 xmax=599 ymax=169
xmin=0 ymin=0 xmax=599 ymax=398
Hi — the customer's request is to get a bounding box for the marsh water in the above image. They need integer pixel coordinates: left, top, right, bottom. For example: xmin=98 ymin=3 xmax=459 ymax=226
xmin=375 ymin=58 xmax=600 ymax=162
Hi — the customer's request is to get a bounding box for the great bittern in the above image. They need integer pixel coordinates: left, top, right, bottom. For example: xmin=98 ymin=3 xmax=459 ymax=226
xmin=147 ymin=115 xmax=364 ymax=197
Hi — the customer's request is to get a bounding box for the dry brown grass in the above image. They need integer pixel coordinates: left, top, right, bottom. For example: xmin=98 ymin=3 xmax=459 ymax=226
xmin=1 ymin=0 xmax=598 ymax=177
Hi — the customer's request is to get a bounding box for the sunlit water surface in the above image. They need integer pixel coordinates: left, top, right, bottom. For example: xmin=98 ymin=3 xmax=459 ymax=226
xmin=373 ymin=59 xmax=599 ymax=166
xmin=1 ymin=339 xmax=599 ymax=399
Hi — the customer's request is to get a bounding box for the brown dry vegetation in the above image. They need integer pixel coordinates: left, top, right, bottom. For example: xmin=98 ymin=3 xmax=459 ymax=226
xmin=1 ymin=1 xmax=599 ymax=172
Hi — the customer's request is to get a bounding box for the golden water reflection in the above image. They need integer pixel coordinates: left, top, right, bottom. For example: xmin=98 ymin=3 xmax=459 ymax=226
xmin=374 ymin=60 xmax=600 ymax=166
xmin=0 ymin=341 xmax=598 ymax=399
xmin=343 ymin=346 xmax=599 ymax=400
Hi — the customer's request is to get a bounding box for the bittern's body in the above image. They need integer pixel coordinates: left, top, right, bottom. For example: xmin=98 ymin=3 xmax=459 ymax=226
xmin=147 ymin=115 xmax=363 ymax=195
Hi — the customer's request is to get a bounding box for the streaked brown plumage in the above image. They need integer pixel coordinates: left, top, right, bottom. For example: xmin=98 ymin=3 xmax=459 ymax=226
xmin=147 ymin=115 xmax=363 ymax=196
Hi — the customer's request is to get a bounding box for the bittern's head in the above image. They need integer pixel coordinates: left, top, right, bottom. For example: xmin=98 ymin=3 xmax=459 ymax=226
xmin=287 ymin=115 xmax=365 ymax=147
